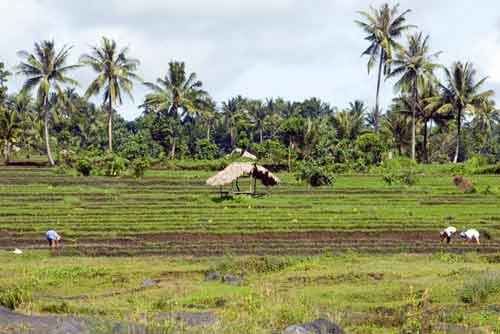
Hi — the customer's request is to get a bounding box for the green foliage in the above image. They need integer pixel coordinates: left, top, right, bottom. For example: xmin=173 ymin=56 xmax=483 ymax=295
xmin=295 ymin=160 xmax=336 ymax=187
xmin=382 ymin=157 xmax=419 ymax=186
xmin=253 ymin=139 xmax=288 ymax=166
xmin=213 ymin=256 xmax=301 ymax=275
xmin=195 ymin=139 xmax=218 ymax=160
xmin=131 ymin=158 xmax=151 ymax=178
xmin=461 ymin=272 xmax=500 ymax=305
xmin=119 ymin=133 xmax=150 ymax=161
xmin=75 ymin=158 xmax=92 ymax=177
xmin=0 ymin=286 xmax=32 ymax=310
xmin=102 ymin=153 xmax=128 ymax=177
xmin=356 ymin=132 xmax=386 ymax=165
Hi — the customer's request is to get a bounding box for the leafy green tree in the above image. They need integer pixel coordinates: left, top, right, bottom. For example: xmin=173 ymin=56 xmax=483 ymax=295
xmin=431 ymin=62 xmax=494 ymax=162
xmin=333 ymin=101 xmax=366 ymax=140
xmin=389 ymin=32 xmax=440 ymax=161
xmin=0 ymin=106 xmax=22 ymax=162
xmin=0 ymin=62 xmax=11 ymax=104
xmin=80 ymin=37 xmax=141 ymax=151
xmin=356 ymin=3 xmax=414 ymax=131
xmin=16 ymin=40 xmax=79 ymax=165
xmin=143 ymin=61 xmax=210 ymax=158
xmin=222 ymin=96 xmax=247 ymax=149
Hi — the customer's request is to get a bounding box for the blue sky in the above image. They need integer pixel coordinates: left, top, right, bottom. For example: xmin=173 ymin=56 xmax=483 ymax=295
xmin=2 ymin=0 xmax=500 ymax=120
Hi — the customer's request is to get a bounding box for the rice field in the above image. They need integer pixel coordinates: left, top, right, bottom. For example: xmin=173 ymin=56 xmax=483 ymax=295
xmin=1 ymin=166 xmax=499 ymax=256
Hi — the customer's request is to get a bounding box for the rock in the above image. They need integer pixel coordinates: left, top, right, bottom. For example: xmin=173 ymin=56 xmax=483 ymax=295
xmin=0 ymin=306 xmax=150 ymax=334
xmin=205 ymin=272 xmax=222 ymax=281
xmin=222 ymin=274 xmax=243 ymax=284
xmin=284 ymin=318 xmax=344 ymax=334
xmin=153 ymin=311 xmax=217 ymax=327
xmin=214 ymin=298 xmax=227 ymax=307
xmin=141 ymin=278 xmax=158 ymax=288
xmin=487 ymin=304 xmax=500 ymax=313
xmin=432 ymin=323 xmax=487 ymax=334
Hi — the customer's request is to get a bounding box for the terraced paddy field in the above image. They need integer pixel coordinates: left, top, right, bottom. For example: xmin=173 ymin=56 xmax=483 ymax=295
xmin=0 ymin=166 xmax=499 ymax=256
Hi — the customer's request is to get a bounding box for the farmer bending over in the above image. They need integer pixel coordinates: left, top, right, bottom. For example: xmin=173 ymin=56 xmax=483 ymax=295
xmin=46 ymin=230 xmax=61 ymax=248
xmin=439 ymin=226 xmax=457 ymax=244
xmin=460 ymin=229 xmax=480 ymax=245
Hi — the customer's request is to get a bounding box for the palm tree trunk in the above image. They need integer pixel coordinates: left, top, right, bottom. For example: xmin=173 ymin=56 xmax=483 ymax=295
xmin=206 ymin=123 xmax=211 ymax=141
xmin=374 ymin=52 xmax=384 ymax=133
xmin=259 ymin=128 xmax=263 ymax=144
xmin=107 ymin=97 xmax=113 ymax=152
xmin=43 ymin=99 xmax=55 ymax=166
xmin=170 ymin=137 xmax=176 ymax=160
xmin=423 ymin=120 xmax=428 ymax=163
xmin=4 ymin=142 xmax=11 ymax=163
xmin=453 ymin=108 xmax=462 ymax=163
xmin=411 ymin=81 xmax=417 ymax=161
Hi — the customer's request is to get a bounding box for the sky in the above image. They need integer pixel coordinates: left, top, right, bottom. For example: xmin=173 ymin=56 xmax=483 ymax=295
xmin=1 ymin=0 xmax=500 ymax=120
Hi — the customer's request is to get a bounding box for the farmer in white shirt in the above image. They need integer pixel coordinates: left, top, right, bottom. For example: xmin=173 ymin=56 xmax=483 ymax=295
xmin=460 ymin=229 xmax=480 ymax=245
xmin=439 ymin=226 xmax=457 ymax=244
xmin=46 ymin=230 xmax=61 ymax=248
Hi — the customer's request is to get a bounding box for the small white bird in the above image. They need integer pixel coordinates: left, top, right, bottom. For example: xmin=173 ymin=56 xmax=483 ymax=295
xmin=13 ymin=248 xmax=23 ymax=255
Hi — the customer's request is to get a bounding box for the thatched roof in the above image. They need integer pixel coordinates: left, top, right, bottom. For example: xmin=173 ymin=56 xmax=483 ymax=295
xmin=228 ymin=148 xmax=258 ymax=160
xmin=206 ymin=163 xmax=280 ymax=187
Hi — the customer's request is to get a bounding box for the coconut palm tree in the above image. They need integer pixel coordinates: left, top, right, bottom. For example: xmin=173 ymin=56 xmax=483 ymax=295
xmin=356 ymin=3 xmax=415 ymax=131
xmin=222 ymin=96 xmax=246 ymax=149
xmin=80 ymin=37 xmax=141 ymax=151
xmin=389 ymin=32 xmax=440 ymax=161
xmin=16 ymin=40 xmax=79 ymax=165
xmin=0 ymin=106 xmax=22 ymax=162
xmin=333 ymin=101 xmax=366 ymax=141
xmin=430 ymin=62 xmax=494 ymax=162
xmin=143 ymin=61 xmax=210 ymax=158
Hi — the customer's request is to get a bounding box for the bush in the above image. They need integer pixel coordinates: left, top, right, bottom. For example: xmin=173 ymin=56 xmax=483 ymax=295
xmin=474 ymin=163 xmax=500 ymax=175
xmin=102 ymin=153 xmax=128 ymax=177
xmin=463 ymin=155 xmax=489 ymax=174
xmin=295 ymin=161 xmax=335 ymax=187
xmin=461 ymin=272 xmax=500 ymax=305
xmin=75 ymin=158 xmax=92 ymax=177
xmin=0 ymin=286 xmax=32 ymax=310
xmin=381 ymin=157 xmax=419 ymax=186
xmin=130 ymin=158 xmax=151 ymax=178
xmin=356 ymin=133 xmax=386 ymax=166
xmin=453 ymin=175 xmax=476 ymax=193
xmin=252 ymin=139 xmax=288 ymax=165
xmin=195 ymin=139 xmax=218 ymax=160
xmin=213 ymin=256 xmax=301 ymax=275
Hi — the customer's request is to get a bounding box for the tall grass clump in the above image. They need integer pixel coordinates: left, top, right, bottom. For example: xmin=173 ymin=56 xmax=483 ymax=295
xmin=0 ymin=286 xmax=32 ymax=310
xmin=213 ymin=256 xmax=301 ymax=275
xmin=461 ymin=272 xmax=500 ymax=305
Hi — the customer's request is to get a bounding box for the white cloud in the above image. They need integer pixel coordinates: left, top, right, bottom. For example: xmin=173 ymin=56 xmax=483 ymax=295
xmin=2 ymin=0 xmax=500 ymax=119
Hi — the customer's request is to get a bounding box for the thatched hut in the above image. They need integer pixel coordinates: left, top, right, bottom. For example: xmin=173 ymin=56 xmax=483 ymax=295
xmin=206 ymin=163 xmax=279 ymax=195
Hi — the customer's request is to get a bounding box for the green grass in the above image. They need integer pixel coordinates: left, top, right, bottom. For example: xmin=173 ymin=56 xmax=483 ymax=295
xmin=1 ymin=251 xmax=499 ymax=333
xmin=1 ymin=165 xmax=499 ymax=332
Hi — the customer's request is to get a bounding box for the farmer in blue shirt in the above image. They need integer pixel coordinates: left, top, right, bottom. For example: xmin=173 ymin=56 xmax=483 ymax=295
xmin=46 ymin=230 xmax=61 ymax=248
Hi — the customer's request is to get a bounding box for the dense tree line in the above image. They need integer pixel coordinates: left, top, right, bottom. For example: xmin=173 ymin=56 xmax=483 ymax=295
xmin=0 ymin=4 xmax=499 ymax=169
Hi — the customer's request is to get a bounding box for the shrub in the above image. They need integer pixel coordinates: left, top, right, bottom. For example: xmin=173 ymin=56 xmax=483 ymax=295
xmin=356 ymin=133 xmax=386 ymax=165
xmin=381 ymin=157 xmax=418 ymax=186
xmin=75 ymin=158 xmax=92 ymax=177
xmin=453 ymin=175 xmax=476 ymax=193
xmin=252 ymin=139 xmax=288 ymax=165
xmin=474 ymin=163 xmax=500 ymax=175
xmin=195 ymin=139 xmax=218 ymax=160
xmin=102 ymin=153 xmax=128 ymax=177
xmin=295 ymin=161 xmax=335 ymax=187
xmin=463 ymin=155 xmax=489 ymax=174
xmin=213 ymin=256 xmax=300 ymax=275
xmin=130 ymin=158 xmax=151 ymax=178
xmin=0 ymin=286 xmax=32 ymax=310
xmin=461 ymin=272 xmax=500 ymax=305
